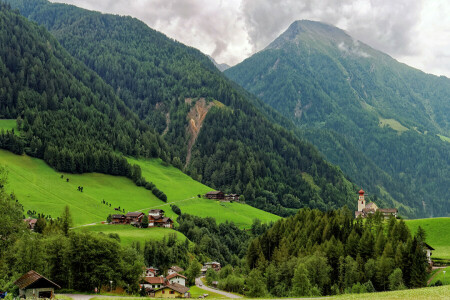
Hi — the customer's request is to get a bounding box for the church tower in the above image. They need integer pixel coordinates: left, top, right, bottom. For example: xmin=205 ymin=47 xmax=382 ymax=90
xmin=357 ymin=189 xmax=365 ymax=211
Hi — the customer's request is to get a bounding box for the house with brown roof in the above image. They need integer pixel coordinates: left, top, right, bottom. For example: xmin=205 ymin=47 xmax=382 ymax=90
xmin=355 ymin=189 xmax=398 ymax=219
xmin=168 ymin=266 xmax=184 ymax=276
xmin=141 ymin=276 xmax=165 ymax=290
xmin=154 ymin=283 xmax=190 ymax=298
xmin=14 ymin=270 xmax=60 ymax=299
xmin=111 ymin=214 xmax=126 ymax=224
xmin=125 ymin=212 xmax=145 ymax=226
xmin=148 ymin=209 xmax=165 ymax=218
xmin=166 ymin=273 xmax=186 ymax=286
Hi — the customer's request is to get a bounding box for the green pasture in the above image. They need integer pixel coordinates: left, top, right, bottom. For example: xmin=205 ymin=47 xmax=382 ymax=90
xmin=332 ymin=285 xmax=449 ymax=299
xmin=128 ymin=157 xmax=280 ymax=228
xmin=0 ymin=150 xmax=279 ymax=228
xmin=405 ymin=218 xmax=450 ymax=260
xmin=73 ymin=224 xmax=188 ymax=246
xmin=437 ymin=134 xmax=450 ymax=143
xmin=0 ymin=149 xmax=163 ymax=226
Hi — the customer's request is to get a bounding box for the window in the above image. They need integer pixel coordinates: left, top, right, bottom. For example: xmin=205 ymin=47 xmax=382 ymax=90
xmin=170 ymin=291 xmax=175 ymax=294
xmin=162 ymin=290 xmax=165 ymax=294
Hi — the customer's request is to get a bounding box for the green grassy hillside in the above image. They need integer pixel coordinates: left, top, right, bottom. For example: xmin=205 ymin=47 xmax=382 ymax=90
xmin=128 ymin=157 xmax=281 ymax=227
xmin=73 ymin=224 xmax=188 ymax=246
xmin=405 ymin=218 xmax=450 ymax=260
xmin=0 ymin=150 xmax=279 ymax=228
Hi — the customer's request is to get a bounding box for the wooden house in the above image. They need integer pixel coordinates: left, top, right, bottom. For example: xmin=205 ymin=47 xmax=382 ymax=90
xmin=205 ymin=191 xmax=225 ymax=200
xmin=148 ymin=209 xmax=165 ymax=218
xmin=125 ymin=212 xmax=145 ymax=225
xmin=226 ymin=194 xmax=240 ymax=201
xmin=154 ymin=283 xmax=190 ymax=298
xmin=14 ymin=270 xmax=60 ymax=299
xmin=204 ymin=261 xmax=221 ymax=271
xmin=111 ymin=214 xmax=126 ymax=224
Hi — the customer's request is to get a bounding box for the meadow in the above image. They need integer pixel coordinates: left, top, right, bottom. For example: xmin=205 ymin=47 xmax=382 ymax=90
xmin=0 ymin=150 xmax=279 ymax=228
xmin=405 ymin=217 xmax=450 ymax=260
xmin=73 ymin=224 xmax=188 ymax=246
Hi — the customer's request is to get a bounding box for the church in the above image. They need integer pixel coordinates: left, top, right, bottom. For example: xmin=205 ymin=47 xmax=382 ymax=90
xmin=355 ymin=189 xmax=398 ymax=218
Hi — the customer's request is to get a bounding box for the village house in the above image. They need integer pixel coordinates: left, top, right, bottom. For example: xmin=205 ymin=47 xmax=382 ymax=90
xmin=154 ymin=283 xmax=190 ymax=298
xmin=355 ymin=189 xmax=398 ymax=219
xmin=167 ymin=266 xmax=184 ymax=276
xmin=143 ymin=267 xmax=159 ymax=277
xmin=226 ymin=194 xmax=240 ymax=201
xmin=126 ymin=212 xmax=145 ymax=226
xmin=204 ymin=262 xmax=221 ymax=271
xmin=205 ymin=191 xmax=225 ymax=200
xmin=423 ymin=243 xmax=435 ymax=265
xmin=111 ymin=214 xmax=126 ymax=224
xmin=141 ymin=277 xmax=165 ymax=290
xmin=24 ymin=218 xmax=37 ymax=230
xmin=14 ymin=270 xmax=60 ymax=299
xmin=166 ymin=273 xmax=186 ymax=286
xmin=148 ymin=210 xmax=174 ymax=228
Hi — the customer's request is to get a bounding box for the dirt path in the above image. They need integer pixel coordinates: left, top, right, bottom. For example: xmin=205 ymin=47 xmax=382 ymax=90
xmin=427 ymin=267 xmax=447 ymax=285
xmin=195 ymin=277 xmax=242 ymax=298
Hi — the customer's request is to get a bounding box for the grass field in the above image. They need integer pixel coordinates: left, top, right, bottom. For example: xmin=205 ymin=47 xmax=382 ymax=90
xmin=73 ymin=224 xmax=188 ymax=246
xmin=0 ymin=150 xmax=279 ymax=229
xmin=405 ymin=218 xmax=450 ymax=260
xmin=0 ymin=119 xmax=19 ymax=134
xmin=189 ymin=286 xmax=227 ymax=298
xmin=128 ymin=157 xmax=280 ymax=228
xmin=437 ymin=134 xmax=450 ymax=143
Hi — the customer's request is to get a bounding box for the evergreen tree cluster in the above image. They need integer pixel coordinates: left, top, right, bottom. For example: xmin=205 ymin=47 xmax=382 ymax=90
xmin=244 ymin=208 xmax=429 ymax=297
xmin=0 ymin=4 xmax=168 ymax=176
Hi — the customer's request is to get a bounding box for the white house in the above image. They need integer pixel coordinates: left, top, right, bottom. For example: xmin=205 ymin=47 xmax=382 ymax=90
xmin=166 ymin=273 xmax=186 ymax=287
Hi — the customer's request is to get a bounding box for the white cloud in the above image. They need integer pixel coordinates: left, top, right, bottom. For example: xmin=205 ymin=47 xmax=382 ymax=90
xmin=51 ymin=0 xmax=450 ymax=77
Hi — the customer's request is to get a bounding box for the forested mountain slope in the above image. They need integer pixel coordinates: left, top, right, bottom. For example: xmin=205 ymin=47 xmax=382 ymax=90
xmin=0 ymin=3 xmax=167 ymax=177
xmin=225 ymin=20 xmax=450 ymax=217
xmin=8 ymin=0 xmax=357 ymax=216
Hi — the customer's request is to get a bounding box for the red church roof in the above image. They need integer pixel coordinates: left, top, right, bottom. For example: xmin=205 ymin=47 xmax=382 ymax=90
xmin=358 ymin=189 xmax=365 ymax=194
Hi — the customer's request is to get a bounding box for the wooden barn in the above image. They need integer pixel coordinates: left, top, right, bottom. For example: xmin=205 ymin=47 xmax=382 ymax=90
xmin=205 ymin=191 xmax=225 ymax=200
xmin=14 ymin=270 xmax=60 ymax=299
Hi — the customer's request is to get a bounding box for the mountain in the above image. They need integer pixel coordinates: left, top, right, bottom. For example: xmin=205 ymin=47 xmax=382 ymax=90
xmin=208 ymin=55 xmax=231 ymax=71
xmin=225 ymin=20 xmax=450 ymax=217
xmin=5 ymin=1 xmax=358 ymax=216
xmin=0 ymin=2 xmax=167 ymax=178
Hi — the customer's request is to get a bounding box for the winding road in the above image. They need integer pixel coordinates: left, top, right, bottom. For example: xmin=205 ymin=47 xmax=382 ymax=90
xmin=195 ymin=277 xmax=242 ymax=298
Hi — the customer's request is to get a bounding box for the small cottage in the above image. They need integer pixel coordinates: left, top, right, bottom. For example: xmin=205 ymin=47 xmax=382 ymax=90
xmin=154 ymin=283 xmax=190 ymax=298
xmin=204 ymin=262 xmax=221 ymax=271
xmin=149 ymin=209 xmax=165 ymax=218
xmin=423 ymin=243 xmax=435 ymax=265
xmin=14 ymin=270 xmax=60 ymax=299
xmin=24 ymin=218 xmax=37 ymax=230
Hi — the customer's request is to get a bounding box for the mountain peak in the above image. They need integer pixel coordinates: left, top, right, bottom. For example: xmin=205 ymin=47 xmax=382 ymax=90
xmin=266 ymin=20 xmax=352 ymax=50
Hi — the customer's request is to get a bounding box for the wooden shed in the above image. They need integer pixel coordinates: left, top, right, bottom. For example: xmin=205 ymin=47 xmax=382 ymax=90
xmin=205 ymin=191 xmax=225 ymax=200
xmin=14 ymin=270 xmax=60 ymax=299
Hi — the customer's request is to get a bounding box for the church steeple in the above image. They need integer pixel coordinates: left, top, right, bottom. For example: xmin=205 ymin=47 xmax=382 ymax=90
xmin=357 ymin=189 xmax=365 ymax=211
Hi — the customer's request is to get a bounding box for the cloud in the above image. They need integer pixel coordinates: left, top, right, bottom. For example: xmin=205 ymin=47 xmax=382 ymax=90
xmin=51 ymin=0 xmax=450 ymax=77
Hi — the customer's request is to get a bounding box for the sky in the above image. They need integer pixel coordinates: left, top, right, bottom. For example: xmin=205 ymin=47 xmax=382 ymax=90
xmin=52 ymin=0 xmax=450 ymax=78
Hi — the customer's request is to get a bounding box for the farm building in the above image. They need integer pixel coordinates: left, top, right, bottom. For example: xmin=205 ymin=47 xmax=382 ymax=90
xmin=205 ymin=191 xmax=225 ymax=200
xmin=149 ymin=209 xmax=165 ymax=217
xmin=111 ymin=214 xmax=126 ymax=224
xmin=355 ymin=189 xmax=398 ymax=218
xmin=14 ymin=270 xmax=60 ymax=299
